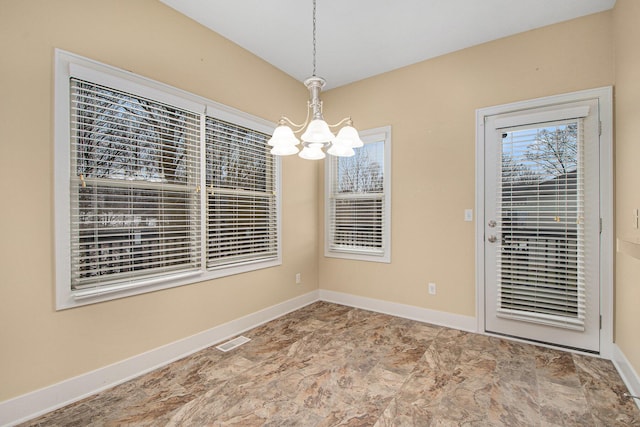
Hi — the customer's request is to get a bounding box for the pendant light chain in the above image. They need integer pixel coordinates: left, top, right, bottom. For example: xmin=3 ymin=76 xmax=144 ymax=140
xmin=312 ymin=0 xmax=317 ymax=77
xmin=268 ymin=0 xmax=363 ymax=159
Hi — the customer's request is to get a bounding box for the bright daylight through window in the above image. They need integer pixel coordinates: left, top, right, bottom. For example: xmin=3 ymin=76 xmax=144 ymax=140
xmin=55 ymin=50 xmax=280 ymax=309
xmin=325 ymin=127 xmax=391 ymax=263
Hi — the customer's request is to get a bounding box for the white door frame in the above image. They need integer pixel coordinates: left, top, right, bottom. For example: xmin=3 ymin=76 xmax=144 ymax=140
xmin=475 ymin=86 xmax=613 ymax=358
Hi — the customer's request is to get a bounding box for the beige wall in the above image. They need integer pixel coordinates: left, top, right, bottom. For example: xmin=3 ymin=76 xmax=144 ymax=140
xmin=320 ymin=12 xmax=614 ymax=317
xmin=613 ymin=0 xmax=640 ymax=380
xmin=0 ymin=0 xmax=319 ymax=401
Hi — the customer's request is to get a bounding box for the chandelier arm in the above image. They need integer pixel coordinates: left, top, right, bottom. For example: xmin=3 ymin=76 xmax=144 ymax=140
xmin=327 ymin=117 xmax=353 ymax=129
xmin=285 ymin=99 xmax=312 ymax=133
xmin=278 ymin=116 xmax=306 ymax=131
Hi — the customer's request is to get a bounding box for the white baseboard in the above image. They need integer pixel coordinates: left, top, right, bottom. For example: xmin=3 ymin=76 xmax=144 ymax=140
xmin=0 ymin=290 xmax=320 ymax=427
xmin=611 ymin=343 xmax=640 ymax=411
xmin=319 ymin=289 xmax=477 ymax=332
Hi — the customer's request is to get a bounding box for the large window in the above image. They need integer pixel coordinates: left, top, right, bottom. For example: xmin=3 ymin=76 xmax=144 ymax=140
xmin=55 ymin=50 xmax=280 ymax=309
xmin=325 ymin=126 xmax=391 ymax=262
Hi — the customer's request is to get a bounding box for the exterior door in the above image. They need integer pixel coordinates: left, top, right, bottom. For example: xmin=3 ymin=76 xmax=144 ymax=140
xmin=484 ymin=98 xmax=601 ymax=353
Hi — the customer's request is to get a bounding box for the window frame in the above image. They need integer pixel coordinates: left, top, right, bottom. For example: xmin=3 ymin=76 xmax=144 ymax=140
xmin=55 ymin=49 xmax=281 ymax=310
xmin=204 ymin=115 xmax=279 ymax=270
xmin=324 ymin=126 xmax=391 ymax=263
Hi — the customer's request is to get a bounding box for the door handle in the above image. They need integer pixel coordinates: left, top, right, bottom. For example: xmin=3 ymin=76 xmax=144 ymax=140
xmin=487 ymin=235 xmax=497 ymax=243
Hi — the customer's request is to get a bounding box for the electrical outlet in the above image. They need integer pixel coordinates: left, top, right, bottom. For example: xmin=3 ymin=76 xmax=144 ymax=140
xmin=295 ymin=273 xmax=301 ymax=284
xmin=428 ymin=282 xmax=436 ymax=295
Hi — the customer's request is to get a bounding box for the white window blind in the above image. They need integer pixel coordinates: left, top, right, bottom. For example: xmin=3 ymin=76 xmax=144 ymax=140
xmin=70 ymin=79 xmax=202 ymax=292
xmin=326 ymin=127 xmax=391 ymax=262
xmin=56 ymin=50 xmax=281 ymax=309
xmin=205 ymin=118 xmax=278 ymax=268
xmin=497 ymin=119 xmax=585 ymax=330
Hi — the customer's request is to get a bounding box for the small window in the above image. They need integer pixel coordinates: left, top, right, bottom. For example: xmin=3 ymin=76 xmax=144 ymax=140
xmin=55 ymin=50 xmax=281 ymax=309
xmin=325 ymin=126 xmax=391 ymax=262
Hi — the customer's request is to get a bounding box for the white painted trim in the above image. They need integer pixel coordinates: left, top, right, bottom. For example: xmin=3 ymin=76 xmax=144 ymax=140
xmin=475 ymin=86 xmax=614 ymax=357
xmin=475 ymin=107 xmax=487 ymax=336
xmin=612 ymin=344 xmax=640 ymax=411
xmin=0 ymin=291 xmax=319 ymax=427
xmin=319 ymin=289 xmax=477 ymax=332
xmin=597 ymin=86 xmax=614 ymax=359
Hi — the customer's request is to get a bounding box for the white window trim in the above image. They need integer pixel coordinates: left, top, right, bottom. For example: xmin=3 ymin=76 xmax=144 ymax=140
xmin=54 ymin=49 xmax=281 ymax=310
xmin=324 ymin=126 xmax=392 ymax=263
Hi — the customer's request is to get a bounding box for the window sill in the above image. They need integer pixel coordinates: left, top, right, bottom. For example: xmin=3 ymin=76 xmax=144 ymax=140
xmin=325 ymin=249 xmax=390 ymax=264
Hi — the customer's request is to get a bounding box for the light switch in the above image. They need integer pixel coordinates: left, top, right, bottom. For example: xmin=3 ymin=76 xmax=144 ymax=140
xmin=464 ymin=209 xmax=473 ymax=222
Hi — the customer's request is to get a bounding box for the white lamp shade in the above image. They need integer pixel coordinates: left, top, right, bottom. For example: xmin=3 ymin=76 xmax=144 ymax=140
xmin=334 ymin=125 xmax=364 ymax=148
xmin=298 ymin=143 xmax=326 ymax=160
xmin=270 ymin=143 xmax=299 ymax=156
xmin=327 ymin=142 xmax=355 ymax=157
xmin=301 ymin=119 xmax=334 ymax=143
xmin=268 ymin=125 xmax=299 ymax=147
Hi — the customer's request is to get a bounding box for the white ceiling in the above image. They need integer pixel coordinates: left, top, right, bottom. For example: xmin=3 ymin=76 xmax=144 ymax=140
xmin=159 ymin=0 xmax=616 ymax=90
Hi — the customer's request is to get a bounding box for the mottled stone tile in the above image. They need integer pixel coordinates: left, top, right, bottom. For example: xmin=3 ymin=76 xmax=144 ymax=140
xmin=573 ymin=354 xmax=626 ymax=386
xmin=379 ymin=342 xmax=430 ymax=375
xmin=374 ymin=396 xmax=440 ymax=427
xmin=430 ymin=328 xmax=469 ymax=366
xmin=197 ymin=353 xmax=255 ymax=385
xmin=535 ymin=347 xmax=581 ymax=387
xmin=538 ymin=379 xmax=594 ymax=426
xmin=309 ymin=301 xmax=353 ymax=323
xmin=236 ymin=333 xmax=300 ymax=362
xmin=344 ymin=346 xmax=382 ymax=376
xmin=488 ymin=377 xmax=540 ymax=426
xmin=435 ymin=364 xmax=495 ymax=423
xmin=362 ymin=364 xmax=406 ymax=401
xmin=20 ymin=303 xmax=640 ymax=427
xmin=384 ymin=360 xmax=452 ymax=425
xmin=316 ymin=404 xmax=381 ymax=427
xmin=572 ymin=354 xmax=640 ymax=426
xmin=407 ymin=321 xmax=442 ymax=345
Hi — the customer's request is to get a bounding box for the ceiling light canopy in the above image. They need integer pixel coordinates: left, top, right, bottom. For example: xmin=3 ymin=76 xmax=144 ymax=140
xmin=268 ymin=0 xmax=363 ymax=160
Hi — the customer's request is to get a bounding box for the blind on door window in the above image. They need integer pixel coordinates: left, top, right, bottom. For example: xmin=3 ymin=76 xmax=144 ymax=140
xmin=496 ymin=119 xmax=585 ymax=330
xmin=70 ymin=79 xmax=202 ymax=292
xmin=328 ymin=141 xmax=385 ymax=254
xmin=205 ymin=118 xmax=278 ymax=268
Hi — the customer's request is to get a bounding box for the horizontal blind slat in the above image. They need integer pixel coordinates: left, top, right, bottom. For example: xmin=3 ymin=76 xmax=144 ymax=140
xmin=70 ymin=79 xmax=201 ymax=290
xmin=205 ymin=116 xmax=278 ymax=268
xmin=497 ymin=119 xmax=585 ymax=327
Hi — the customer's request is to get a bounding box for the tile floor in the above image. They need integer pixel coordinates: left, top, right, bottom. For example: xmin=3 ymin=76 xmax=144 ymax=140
xmin=22 ymin=302 xmax=640 ymax=426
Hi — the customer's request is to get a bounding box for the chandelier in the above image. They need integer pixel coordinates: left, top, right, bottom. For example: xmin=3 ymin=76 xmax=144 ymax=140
xmin=268 ymin=0 xmax=363 ymax=160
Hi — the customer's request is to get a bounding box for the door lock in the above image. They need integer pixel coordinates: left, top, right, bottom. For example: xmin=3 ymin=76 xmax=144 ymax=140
xmin=488 ymin=220 xmax=497 ymax=228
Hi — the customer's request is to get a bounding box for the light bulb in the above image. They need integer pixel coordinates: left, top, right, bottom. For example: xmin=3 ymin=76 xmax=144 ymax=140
xmin=301 ymin=119 xmax=334 ymax=143
xmin=327 ymin=142 xmax=355 ymax=157
xmin=268 ymin=125 xmax=299 ymax=147
xmin=299 ymin=143 xmax=326 ymax=160
xmin=334 ymin=125 xmax=363 ymax=148
xmin=270 ymin=143 xmax=299 ymax=156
